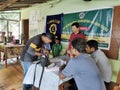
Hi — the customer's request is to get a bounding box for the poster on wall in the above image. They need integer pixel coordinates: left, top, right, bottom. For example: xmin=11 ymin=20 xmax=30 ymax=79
xmin=46 ymin=14 xmax=63 ymax=39
xmin=62 ymin=8 xmax=113 ymax=50
xmin=29 ymin=10 xmax=45 ymax=38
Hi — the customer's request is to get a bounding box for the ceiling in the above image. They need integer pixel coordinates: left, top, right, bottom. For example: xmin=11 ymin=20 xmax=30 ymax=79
xmin=0 ymin=0 xmax=54 ymax=11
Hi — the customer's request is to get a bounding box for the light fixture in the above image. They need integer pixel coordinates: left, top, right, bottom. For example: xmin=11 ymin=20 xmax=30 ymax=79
xmin=84 ymin=0 xmax=92 ymax=1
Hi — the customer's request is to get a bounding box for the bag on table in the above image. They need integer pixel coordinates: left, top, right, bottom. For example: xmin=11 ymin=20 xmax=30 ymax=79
xmin=38 ymin=56 xmax=50 ymax=67
xmin=29 ymin=56 xmax=50 ymax=90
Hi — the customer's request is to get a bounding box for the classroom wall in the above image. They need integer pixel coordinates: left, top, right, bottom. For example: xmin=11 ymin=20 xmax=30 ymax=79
xmin=20 ymin=0 xmax=120 ymax=82
xmin=21 ymin=0 xmax=120 ymax=58
xmin=21 ymin=0 xmax=120 ymax=19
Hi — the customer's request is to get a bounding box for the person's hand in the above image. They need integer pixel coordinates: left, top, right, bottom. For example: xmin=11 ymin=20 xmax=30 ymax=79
xmin=44 ymin=49 xmax=50 ymax=55
xmin=66 ymin=50 xmax=74 ymax=58
xmin=59 ymin=64 xmax=66 ymax=71
xmin=63 ymin=59 xmax=68 ymax=64
xmin=32 ymin=61 xmax=37 ymax=64
xmin=35 ymin=52 xmax=42 ymax=56
xmin=66 ymin=50 xmax=71 ymax=55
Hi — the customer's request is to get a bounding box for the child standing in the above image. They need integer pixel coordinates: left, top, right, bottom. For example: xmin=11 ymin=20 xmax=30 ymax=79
xmin=52 ymin=37 xmax=62 ymax=57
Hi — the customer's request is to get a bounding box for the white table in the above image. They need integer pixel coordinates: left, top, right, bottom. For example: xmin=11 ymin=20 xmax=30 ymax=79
xmin=23 ymin=61 xmax=72 ymax=90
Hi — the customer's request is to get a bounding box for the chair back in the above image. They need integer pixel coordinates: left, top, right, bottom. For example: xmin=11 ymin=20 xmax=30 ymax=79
xmin=113 ymin=69 xmax=120 ymax=90
xmin=117 ymin=70 xmax=120 ymax=83
xmin=110 ymin=60 xmax=120 ymax=82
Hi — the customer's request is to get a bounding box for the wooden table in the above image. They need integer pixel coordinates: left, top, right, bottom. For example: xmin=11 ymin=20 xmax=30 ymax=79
xmin=0 ymin=43 xmax=25 ymax=68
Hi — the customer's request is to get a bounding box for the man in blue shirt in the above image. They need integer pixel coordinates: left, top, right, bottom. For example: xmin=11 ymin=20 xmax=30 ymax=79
xmin=59 ymin=38 xmax=106 ymax=90
xmin=85 ymin=40 xmax=112 ymax=89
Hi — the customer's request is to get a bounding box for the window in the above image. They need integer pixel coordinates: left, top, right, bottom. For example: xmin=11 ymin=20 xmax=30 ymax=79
xmin=0 ymin=11 xmax=20 ymax=43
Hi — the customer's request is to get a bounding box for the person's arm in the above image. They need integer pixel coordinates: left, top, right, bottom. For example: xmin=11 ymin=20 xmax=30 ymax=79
xmin=58 ymin=44 xmax=62 ymax=55
xmin=27 ymin=42 xmax=42 ymax=57
xmin=42 ymin=48 xmax=50 ymax=56
xmin=59 ymin=44 xmax=62 ymax=51
xmin=58 ymin=64 xmax=66 ymax=79
xmin=52 ymin=44 xmax=55 ymax=51
xmin=59 ymin=71 xmax=66 ymax=79
xmin=35 ymin=51 xmax=42 ymax=56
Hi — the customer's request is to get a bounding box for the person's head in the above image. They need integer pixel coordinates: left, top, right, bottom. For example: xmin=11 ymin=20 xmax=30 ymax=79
xmin=85 ymin=40 xmax=98 ymax=54
xmin=55 ymin=37 xmax=60 ymax=44
xmin=71 ymin=38 xmax=86 ymax=56
xmin=41 ymin=33 xmax=55 ymax=44
xmin=71 ymin=22 xmax=80 ymax=34
xmin=2 ymin=32 xmax=5 ymax=36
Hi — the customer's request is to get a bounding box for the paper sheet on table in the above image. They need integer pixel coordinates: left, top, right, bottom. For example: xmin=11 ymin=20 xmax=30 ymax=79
xmin=23 ymin=64 xmax=60 ymax=90
xmin=23 ymin=60 xmax=72 ymax=90
xmin=45 ymin=66 xmax=59 ymax=72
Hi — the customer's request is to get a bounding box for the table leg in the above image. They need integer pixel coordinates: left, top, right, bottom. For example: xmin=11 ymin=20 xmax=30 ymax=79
xmin=3 ymin=54 xmax=7 ymax=68
xmin=5 ymin=59 xmax=7 ymax=68
xmin=0 ymin=50 xmax=1 ymax=62
xmin=16 ymin=57 xmax=19 ymax=64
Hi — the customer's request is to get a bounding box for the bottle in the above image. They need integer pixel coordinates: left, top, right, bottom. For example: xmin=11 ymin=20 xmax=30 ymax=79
xmin=13 ymin=37 xmax=16 ymax=44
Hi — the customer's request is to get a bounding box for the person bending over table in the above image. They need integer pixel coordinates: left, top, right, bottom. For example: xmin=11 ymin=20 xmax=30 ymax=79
xmin=20 ymin=32 xmax=55 ymax=90
xmin=59 ymin=38 xmax=106 ymax=90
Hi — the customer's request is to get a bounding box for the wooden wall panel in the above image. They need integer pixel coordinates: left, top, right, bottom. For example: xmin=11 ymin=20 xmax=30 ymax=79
xmin=102 ymin=6 xmax=120 ymax=59
xmin=22 ymin=19 xmax=29 ymax=44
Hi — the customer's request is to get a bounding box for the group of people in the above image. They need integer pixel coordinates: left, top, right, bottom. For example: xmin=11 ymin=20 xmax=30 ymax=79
xmin=59 ymin=38 xmax=112 ymax=90
xmin=20 ymin=22 xmax=112 ymax=90
xmin=0 ymin=32 xmax=14 ymax=43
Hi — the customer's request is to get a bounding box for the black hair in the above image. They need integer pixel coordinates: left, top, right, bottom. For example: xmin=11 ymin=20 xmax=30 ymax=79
xmin=86 ymin=40 xmax=98 ymax=50
xmin=71 ymin=22 xmax=80 ymax=28
xmin=71 ymin=22 xmax=84 ymax=34
xmin=42 ymin=33 xmax=55 ymax=42
xmin=71 ymin=38 xmax=86 ymax=53
xmin=55 ymin=36 xmax=61 ymax=41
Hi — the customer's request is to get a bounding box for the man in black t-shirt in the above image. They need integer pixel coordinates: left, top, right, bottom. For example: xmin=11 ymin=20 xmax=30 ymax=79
xmin=20 ymin=33 xmax=54 ymax=90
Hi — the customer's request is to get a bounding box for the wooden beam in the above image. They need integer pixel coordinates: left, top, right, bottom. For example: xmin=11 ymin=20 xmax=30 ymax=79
xmin=9 ymin=5 xmax=30 ymax=8
xmin=14 ymin=1 xmax=44 ymax=4
xmin=0 ymin=0 xmax=17 ymax=10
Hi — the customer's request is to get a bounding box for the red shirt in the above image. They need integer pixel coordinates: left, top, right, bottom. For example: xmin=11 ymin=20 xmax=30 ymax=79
xmin=67 ymin=32 xmax=85 ymax=50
